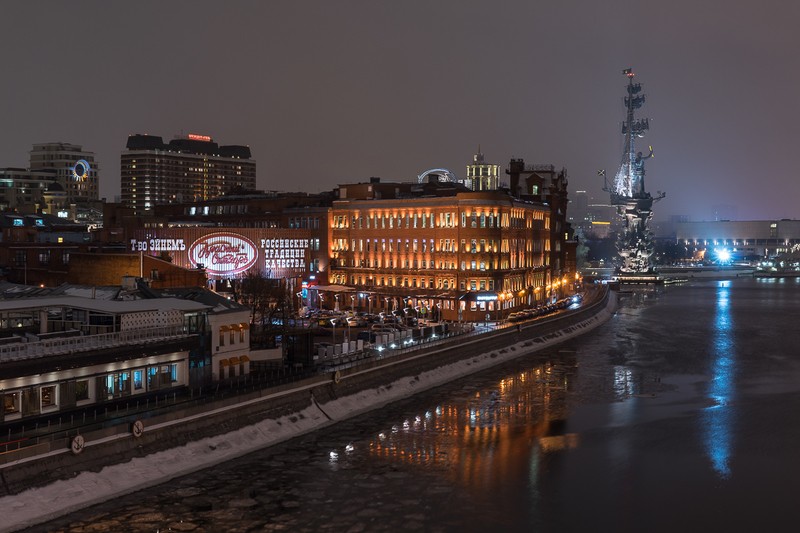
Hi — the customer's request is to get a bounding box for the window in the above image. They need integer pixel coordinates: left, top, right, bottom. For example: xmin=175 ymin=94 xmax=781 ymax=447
xmin=119 ymin=372 xmax=130 ymax=393
xmin=76 ymin=380 xmax=89 ymax=401
xmin=3 ymin=391 xmax=20 ymax=414
xmin=41 ymin=385 xmax=56 ymax=408
xmin=148 ymin=365 xmax=176 ymax=390
xmin=134 ymin=370 xmax=143 ymax=390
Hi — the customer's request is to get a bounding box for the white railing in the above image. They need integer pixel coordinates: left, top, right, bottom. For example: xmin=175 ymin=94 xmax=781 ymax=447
xmin=0 ymin=326 xmax=193 ymax=363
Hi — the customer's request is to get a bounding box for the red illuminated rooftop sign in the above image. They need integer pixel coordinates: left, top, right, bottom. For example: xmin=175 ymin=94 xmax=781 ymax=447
xmin=187 ymin=133 xmax=212 ymax=142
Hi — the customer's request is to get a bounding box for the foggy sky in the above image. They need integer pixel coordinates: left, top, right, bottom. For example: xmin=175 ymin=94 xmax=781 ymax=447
xmin=1 ymin=1 xmax=797 ymax=221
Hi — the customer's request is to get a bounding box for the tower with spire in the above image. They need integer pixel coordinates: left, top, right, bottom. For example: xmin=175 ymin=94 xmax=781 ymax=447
xmin=604 ymin=68 xmax=665 ymax=275
xmin=465 ymin=146 xmax=500 ymax=191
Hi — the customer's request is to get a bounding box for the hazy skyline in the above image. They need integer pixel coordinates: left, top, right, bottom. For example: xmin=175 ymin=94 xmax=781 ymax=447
xmin=1 ymin=1 xmax=797 ymax=221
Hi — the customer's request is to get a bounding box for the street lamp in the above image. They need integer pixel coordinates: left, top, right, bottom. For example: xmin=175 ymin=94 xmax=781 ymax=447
xmin=368 ymin=295 xmax=372 ymax=315
xmin=350 ymin=294 xmax=356 ymax=312
xmin=331 ymin=318 xmax=337 ymax=345
xmin=497 ymin=293 xmax=505 ymax=322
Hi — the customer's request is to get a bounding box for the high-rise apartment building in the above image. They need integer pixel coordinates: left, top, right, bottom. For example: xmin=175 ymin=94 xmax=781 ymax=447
xmin=120 ymin=133 xmax=256 ymax=214
xmin=29 ymin=142 xmax=100 ymax=204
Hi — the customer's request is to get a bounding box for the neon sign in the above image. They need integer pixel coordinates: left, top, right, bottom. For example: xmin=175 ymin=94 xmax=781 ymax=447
xmin=73 ymin=160 xmax=90 ymax=181
xmin=187 ymin=133 xmax=212 ymax=142
xmin=130 ymin=238 xmax=186 ymax=252
xmin=188 ymin=232 xmax=258 ymax=277
xmin=260 ymin=238 xmax=308 ymax=270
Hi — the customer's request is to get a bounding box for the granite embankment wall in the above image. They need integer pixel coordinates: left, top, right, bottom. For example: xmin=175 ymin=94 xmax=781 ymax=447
xmin=0 ymin=287 xmax=615 ymax=499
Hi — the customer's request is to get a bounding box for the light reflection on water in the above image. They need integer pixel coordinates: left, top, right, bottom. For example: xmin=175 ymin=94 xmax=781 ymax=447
xmin=359 ymin=359 xmax=578 ymax=490
xmin=703 ymin=280 xmax=736 ymax=478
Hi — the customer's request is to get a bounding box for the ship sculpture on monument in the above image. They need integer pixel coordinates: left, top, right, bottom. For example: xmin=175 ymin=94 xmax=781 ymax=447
xmin=604 ymin=67 xmax=665 ymax=279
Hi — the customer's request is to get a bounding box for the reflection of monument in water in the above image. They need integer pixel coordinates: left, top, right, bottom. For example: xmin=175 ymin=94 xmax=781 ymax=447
xmin=604 ymin=68 xmax=665 ymax=280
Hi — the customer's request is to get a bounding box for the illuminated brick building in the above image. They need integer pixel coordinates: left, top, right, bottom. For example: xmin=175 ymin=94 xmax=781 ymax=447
xmin=120 ymin=133 xmax=256 ymax=215
xmin=327 ymin=175 xmax=571 ymax=322
xmin=100 ymin=191 xmax=332 ymax=304
xmin=98 ymin=154 xmax=574 ymax=323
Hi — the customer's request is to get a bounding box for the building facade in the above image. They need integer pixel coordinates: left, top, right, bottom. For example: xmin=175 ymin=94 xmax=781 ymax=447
xmin=0 ymin=293 xmax=209 ymax=423
xmin=465 ymin=149 xmax=500 ymax=191
xmin=120 ymin=133 xmax=256 ymax=215
xmin=327 ymin=178 xmax=565 ymax=322
xmin=506 ymin=159 xmax=574 ymax=285
xmin=675 ymin=219 xmax=800 ymax=260
xmin=0 ymin=168 xmax=54 ymax=213
xmin=29 ymin=142 xmax=100 ymax=205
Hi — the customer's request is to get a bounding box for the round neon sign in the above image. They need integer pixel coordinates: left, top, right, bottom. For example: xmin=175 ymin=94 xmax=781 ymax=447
xmin=72 ymin=159 xmax=90 ymax=181
xmin=188 ymin=232 xmax=258 ymax=277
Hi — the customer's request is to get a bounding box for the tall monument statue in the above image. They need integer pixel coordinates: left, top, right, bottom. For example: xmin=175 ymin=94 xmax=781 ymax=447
xmin=605 ymin=68 xmax=665 ymax=275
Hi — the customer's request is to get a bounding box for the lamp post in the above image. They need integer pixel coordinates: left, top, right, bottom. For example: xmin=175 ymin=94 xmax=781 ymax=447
xmin=331 ymin=318 xmax=337 ymax=345
xmin=497 ymin=293 xmax=505 ymax=323
xmin=368 ymin=295 xmax=372 ymax=315
xmin=350 ymin=294 xmax=356 ymax=313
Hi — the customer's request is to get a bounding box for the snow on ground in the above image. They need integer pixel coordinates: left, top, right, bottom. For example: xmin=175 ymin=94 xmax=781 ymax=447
xmin=1 ymin=296 xmax=615 ymax=532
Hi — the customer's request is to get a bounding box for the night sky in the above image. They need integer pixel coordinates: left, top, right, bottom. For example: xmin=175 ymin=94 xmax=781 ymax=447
xmin=1 ymin=1 xmax=797 ymax=221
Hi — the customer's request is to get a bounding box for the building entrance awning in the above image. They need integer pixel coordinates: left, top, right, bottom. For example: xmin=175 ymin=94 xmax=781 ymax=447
xmin=309 ymin=285 xmax=355 ymax=293
xmin=458 ymin=291 xmax=498 ymax=302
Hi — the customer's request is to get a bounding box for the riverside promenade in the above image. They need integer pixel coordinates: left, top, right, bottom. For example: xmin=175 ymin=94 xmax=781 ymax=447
xmin=1 ymin=286 xmax=615 ymax=532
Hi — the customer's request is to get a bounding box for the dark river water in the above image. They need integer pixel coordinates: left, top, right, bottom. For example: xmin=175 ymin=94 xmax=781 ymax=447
xmin=30 ymin=278 xmax=800 ymax=532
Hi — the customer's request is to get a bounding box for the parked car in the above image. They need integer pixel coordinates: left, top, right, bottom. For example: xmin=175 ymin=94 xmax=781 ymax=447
xmin=347 ymin=316 xmax=367 ymax=327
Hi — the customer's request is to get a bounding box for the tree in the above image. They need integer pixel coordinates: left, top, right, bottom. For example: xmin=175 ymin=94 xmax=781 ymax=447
xmin=236 ymin=270 xmax=292 ymax=347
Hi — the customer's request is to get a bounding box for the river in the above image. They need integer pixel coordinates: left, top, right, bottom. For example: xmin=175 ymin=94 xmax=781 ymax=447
xmin=28 ymin=278 xmax=800 ymax=532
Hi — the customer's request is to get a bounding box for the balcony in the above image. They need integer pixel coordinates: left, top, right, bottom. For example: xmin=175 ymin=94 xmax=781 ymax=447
xmin=0 ymin=325 xmax=195 ymax=363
